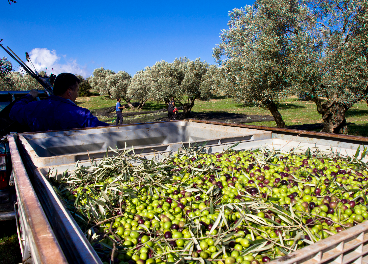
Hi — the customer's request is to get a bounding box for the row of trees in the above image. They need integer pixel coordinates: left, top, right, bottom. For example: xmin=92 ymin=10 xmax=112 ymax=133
xmin=0 ymin=60 xmax=93 ymax=96
xmin=89 ymin=58 xmax=220 ymax=116
xmin=1 ymin=0 xmax=367 ymax=134
xmin=0 ymin=57 xmax=218 ymax=118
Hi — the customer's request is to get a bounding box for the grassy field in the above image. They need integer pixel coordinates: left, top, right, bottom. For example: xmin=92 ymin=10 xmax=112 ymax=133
xmin=76 ymin=96 xmax=368 ymax=137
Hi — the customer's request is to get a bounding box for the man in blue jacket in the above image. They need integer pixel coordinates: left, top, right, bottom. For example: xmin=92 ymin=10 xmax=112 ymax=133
xmin=115 ymin=98 xmax=125 ymax=125
xmin=9 ymin=73 xmax=109 ymax=132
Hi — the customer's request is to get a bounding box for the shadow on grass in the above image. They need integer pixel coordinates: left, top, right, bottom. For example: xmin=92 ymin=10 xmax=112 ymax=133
xmin=346 ymin=109 xmax=368 ymax=118
xmin=189 ymin=111 xmax=274 ymax=123
xmin=141 ymin=102 xmax=166 ymax=111
xmin=234 ymin=102 xmax=306 ymax=110
xmin=208 ymin=95 xmax=228 ymax=100
xmin=348 ymin=123 xmax=368 ymax=137
xmin=0 ymin=220 xmax=22 ymax=264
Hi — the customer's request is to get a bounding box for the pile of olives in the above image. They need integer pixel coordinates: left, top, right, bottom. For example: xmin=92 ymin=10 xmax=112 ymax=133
xmin=57 ymin=148 xmax=368 ymax=264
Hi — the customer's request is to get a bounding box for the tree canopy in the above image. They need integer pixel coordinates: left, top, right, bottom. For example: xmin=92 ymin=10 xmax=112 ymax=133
xmin=89 ymin=67 xmax=115 ymax=97
xmin=106 ymin=71 xmax=131 ymax=101
xmin=128 ymin=67 xmax=154 ymax=109
xmin=6 ymin=72 xmax=42 ymax=91
xmin=129 ymin=57 xmax=213 ymax=116
xmin=214 ymin=0 xmax=307 ymax=127
xmin=292 ymin=0 xmax=368 ymax=133
xmin=0 ymin=57 xmax=13 ymax=90
xmin=173 ymin=58 xmax=211 ymax=115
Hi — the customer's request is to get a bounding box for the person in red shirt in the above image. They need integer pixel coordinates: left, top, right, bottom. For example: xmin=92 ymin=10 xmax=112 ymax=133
xmin=167 ymin=97 xmax=175 ymax=120
xmin=172 ymin=101 xmax=178 ymax=120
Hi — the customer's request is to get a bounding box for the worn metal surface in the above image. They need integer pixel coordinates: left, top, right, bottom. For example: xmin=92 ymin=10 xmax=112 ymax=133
xmin=8 ymin=135 xmax=68 ymax=264
xmin=187 ymin=120 xmax=368 ymax=160
xmin=14 ymin=199 xmax=32 ymax=264
xmin=41 ymin=135 xmax=368 ymax=178
xmin=14 ymin=135 xmax=103 ymax=264
xmin=31 ymin=166 xmax=103 ymax=264
xmin=19 ymin=121 xmax=271 ymax=168
xmin=188 ymin=119 xmax=368 ymax=143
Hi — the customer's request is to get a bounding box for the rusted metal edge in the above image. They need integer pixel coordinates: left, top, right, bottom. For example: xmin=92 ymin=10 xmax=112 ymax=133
xmin=14 ymin=135 xmax=103 ymax=263
xmin=187 ymin=119 xmax=368 ymax=143
xmin=8 ymin=135 xmax=68 ymax=264
xmin=31 ymin=167 xmax=103 ymax=264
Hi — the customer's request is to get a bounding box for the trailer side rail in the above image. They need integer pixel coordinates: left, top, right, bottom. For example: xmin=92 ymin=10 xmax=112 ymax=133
xmin=8 ymin=135 xmax=68 ymax=264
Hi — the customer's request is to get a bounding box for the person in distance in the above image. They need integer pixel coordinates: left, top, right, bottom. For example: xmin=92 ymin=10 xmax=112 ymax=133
xmin=115 ymin=98 xmax=125 ymax=125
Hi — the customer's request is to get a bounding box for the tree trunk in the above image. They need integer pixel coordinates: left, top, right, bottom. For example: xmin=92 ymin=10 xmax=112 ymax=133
xmin=264 ymin=100 xmax=286 ymax=128
xmin=311 ymin=93 xmax=352 ymax=134
xmin=319 ymin=102 xmax=349 ymax=134
xmin=122 ymin=97 xmax=135 ymax=109
xmin=137 ymin=98 xmax=149 ymax=109
xmin=126 ymin=102 xmax=135 ymax=109
xmin=182 ymin=100 xmax=195 ymax=118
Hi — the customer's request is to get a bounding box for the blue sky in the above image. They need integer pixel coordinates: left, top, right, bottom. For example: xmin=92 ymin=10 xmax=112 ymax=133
xmin=1 ymin=0 xmax=254 ymax=78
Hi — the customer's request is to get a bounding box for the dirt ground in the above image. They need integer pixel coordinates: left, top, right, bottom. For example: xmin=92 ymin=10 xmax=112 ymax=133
xmin=93 ymin=106 xmax=274 ymax=124
xmin=92 ymin=106 xmax=323 ymax=130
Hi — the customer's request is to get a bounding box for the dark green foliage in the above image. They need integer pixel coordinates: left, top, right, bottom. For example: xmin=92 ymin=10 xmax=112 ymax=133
xmin=79 ymin=80 xmax=92 ymax=97
xmin=0 ymin=57 xmax=13 ymax=90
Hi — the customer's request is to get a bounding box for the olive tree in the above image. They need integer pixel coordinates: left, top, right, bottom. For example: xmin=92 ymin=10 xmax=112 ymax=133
xmin=0 ymin=57 xmax=13 ymax=90
xmin=128 ymin=58 xmax=217 ymax=116
xmin=89 ymin=67 xmax=115 ymax=96
xmin=200 ymin=65 xmax=228 ymax=98
xmin=75 ymin=75 xmax=92 ymax=97
xmin=148 ymin=58 xmax=211 ymax=117
xmin=128 ymin=67 xmax=154 ymax=109
xmin=176 ymin=58 xmax=211 ymax=115
xmin=6 ymin=72 xmax=42 ymax=91
xmin=213 ymin=0 xmax=308 ymax=128
xmin=292 ymin=0 xmax=368 ymax=133
xmin=149 ymin=59 xmax=184 ymax=105
xmin=106 ymin=71 xmax=132 ymax=106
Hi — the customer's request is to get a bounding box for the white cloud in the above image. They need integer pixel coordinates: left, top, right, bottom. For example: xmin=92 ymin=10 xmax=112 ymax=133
xmin=25 ymin=48 xmax=89 ymax=78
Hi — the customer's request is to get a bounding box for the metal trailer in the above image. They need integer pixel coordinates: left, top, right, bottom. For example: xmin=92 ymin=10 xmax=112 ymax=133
xmin=7 ymin=120 xmax=368 ymax=264
xmin=0 ymin=90 xmax=48 ymax=221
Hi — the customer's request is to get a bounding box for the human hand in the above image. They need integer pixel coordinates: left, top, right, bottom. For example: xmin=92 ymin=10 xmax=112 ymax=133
xmin=29 ymin=90 xmax=39 ymax=99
